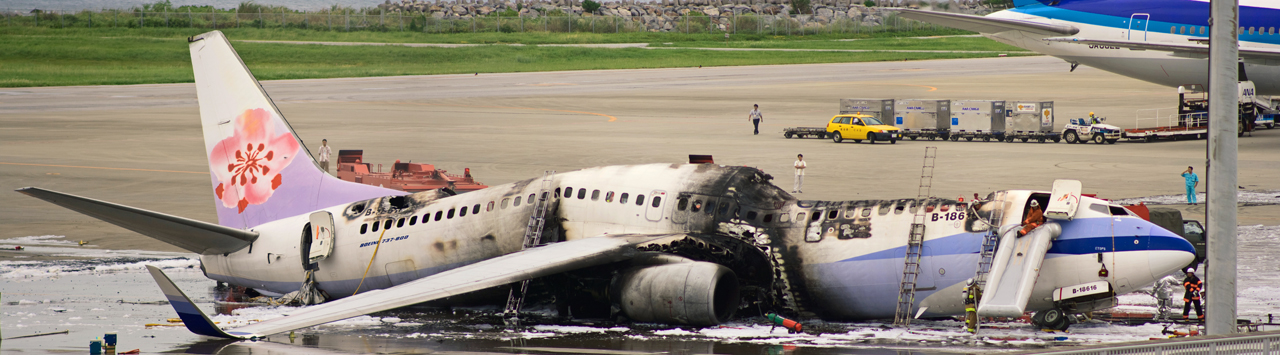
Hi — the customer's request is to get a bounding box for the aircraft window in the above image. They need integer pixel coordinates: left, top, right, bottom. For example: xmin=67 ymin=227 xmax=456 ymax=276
xmin=636 ymin=194 xmax=646 ymax=206
xmin=811 ymin=211 xmax=822 ymax=222
xmin=824 ymin=210 xmax=836 ymax=220
xmin=501 ymin=198 xmax=510 ymax=209
xmin=1169 ymin=27 xmax=1175 ymax=34
xmin=691 ymin=199 xmax=702 ymax=212
xmin=435 ymin=211 xmax=443 ymax=221
xmin=862 ymin=207 xmax=872 ymax=217
xmin=894 ymin=203 xmax=906 ymax=215
xmin=447 ymin=208 xmax=456 ymax=219
xmin=591 ymin=190 xmax=601 ymax=201
xmin=677 ymin=197 xmax=689 ymax=211
xmin=555 ymin=187 xmax=561 ymax=198
xmin=1199 ymin=27 xmax=1205 ymax=35
xmin=780 ymin=213 xmax=791 ymax=223
xmin=487 ymin=201 xmax=494 ymax=211
xmin=460 ymin=206 xmax=468 ymax=217
xmin=384 ymin=219 xmax=393 ymax=230
xmin=1108 ymin=206 xmax=1130 ymax=216
xmin=409 ymin=216 xmax=417 ymax=225
xmin=423 ymin=213 xmax=431 ymax=224
xmin=397 ymin=218 xmax=406 ymax=228
xmin=360 ymin=223 xmax=368 ymax=234
xmin=473 ymin=204 xmax=481 ymax=214
xmin=1088 ymin=203 xmax=1109 ymax=214
xmin=763 ymin=214 xmax=773 ymax=223
xmin=1178 ymin=26 xmax=1183 ymax=34
xmin=651 ymin=196 xmax=662 ymax=208
xmin=1270 ymin=27 xmax=1275 ymax=35
xmin=796 ymin=212 xmax=806 ymax=222
xmin=564 ymin=187 xmax=572 ymax=198
xmin=620 ymin=193 xmax=630 ymax=204
xmin=529 ymin=194 xmax=536 ymax=204
xmin=718 ymin=202 xmax=730 ymax=215
xmin=577 ymin=189 xmax=587 ymax=199
xmin=746 ymin=211 xmax=758 ymax=221
xmin=844 ymin=207 xmax=857 ymax=219
xmin=514 ymin=196 xmax=522 ymax=206
xmin=605 ymin=191 xmax=614 ymax=203
xmin=371 ymin=221 xmax=379 ymax=232
xmin=1249 ymin=27 xmax=1254 ymax=35
xmin=879 ymin=204 xmax=892 ymax=216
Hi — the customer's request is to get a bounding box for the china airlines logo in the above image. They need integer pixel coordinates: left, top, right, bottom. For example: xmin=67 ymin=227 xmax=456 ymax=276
xmin=210 ymin=109 xmax=300 ymax=213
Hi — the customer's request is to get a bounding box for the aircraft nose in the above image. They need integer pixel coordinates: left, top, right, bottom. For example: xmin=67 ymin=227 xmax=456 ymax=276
xmin=1146 ymin=221 xmax=1196 ymax=280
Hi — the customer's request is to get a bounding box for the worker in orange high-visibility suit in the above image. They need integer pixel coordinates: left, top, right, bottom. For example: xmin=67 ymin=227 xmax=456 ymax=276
xmin=1018 ymin=200 xmax=1045 ymax=237
xmin=1183 ymin=267 xmax=1204 ymax=320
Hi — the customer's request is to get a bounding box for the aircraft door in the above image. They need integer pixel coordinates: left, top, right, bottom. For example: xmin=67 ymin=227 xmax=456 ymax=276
xmin=307 ymin=211 xmax=336 ymax=267
xmin=1127 ymin=13 xmax=1150 ymax=41
xmin=646 ymin=190 xmax=667 ymax=222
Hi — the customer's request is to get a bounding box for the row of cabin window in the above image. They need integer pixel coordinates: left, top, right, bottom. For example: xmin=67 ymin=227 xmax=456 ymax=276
xmin=1169 ymin=26 xmax=1278 ymax=36
xmin=670 ymin=197 xmax=967 ymax=225
xmin=559 ymin=187 xmax=664 ymax=208
xmin=358 ymin=192 xmax=541 ymax=234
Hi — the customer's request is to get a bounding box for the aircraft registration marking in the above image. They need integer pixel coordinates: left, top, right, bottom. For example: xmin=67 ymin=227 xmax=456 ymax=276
xmin=360 ymin=235 xmax=409 ymax=248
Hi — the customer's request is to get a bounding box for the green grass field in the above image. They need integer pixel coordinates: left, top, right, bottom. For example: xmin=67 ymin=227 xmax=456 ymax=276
xmin=0 ymin=27 xmax=1032 ymax=87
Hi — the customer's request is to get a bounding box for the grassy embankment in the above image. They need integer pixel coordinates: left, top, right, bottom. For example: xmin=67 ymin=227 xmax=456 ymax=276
xmin=0 ymin=27 xmax=1032 ymax=87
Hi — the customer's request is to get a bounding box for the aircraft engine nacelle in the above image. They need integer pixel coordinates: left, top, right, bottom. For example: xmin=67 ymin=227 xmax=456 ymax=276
xmin=611 ymin=261 xmax=739 ymax=326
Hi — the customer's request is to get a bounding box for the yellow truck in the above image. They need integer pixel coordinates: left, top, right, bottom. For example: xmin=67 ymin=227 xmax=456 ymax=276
xmin=826 ymin=114 xmax=903 ymax=144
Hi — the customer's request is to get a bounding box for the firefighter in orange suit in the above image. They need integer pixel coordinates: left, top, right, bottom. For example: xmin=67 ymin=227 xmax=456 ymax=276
xmin=1018 ymin=200 xmax=1045 ymax=237
xmin=1183 ymin=267 xmax=1204 ymax=320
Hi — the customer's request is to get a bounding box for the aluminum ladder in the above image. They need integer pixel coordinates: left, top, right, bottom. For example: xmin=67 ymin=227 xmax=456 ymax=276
xmin=975 ymin=192 xmax=1007 ymax=290
xmin=893 ymin=147 xmax=936 ymax=327
xmin=503 ymin=171 xmax=556 ymax=325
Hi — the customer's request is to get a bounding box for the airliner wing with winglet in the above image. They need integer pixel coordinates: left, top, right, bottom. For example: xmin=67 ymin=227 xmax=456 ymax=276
xmin=896 ymin=9 xmax=1079 ymax=36
xmin=148 ymin=234 xmax=669 ymax=339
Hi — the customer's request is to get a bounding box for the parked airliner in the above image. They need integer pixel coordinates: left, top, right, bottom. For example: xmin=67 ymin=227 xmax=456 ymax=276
xmin=899 ymin=0 xmax=1280 ymax=95
xmin=17 ymin=30 xmax=1196 ymax=339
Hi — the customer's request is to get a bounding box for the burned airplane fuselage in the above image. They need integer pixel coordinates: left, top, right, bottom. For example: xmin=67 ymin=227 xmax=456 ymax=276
xmin=199 ymin=162 xmax=1193 ymax=324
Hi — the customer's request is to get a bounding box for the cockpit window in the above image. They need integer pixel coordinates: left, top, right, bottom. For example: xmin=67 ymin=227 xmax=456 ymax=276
xmin=1108 ymin=206 xmax=1130 ymax=216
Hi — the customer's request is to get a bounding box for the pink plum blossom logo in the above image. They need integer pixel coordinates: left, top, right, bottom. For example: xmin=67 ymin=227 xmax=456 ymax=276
xmin=210 ymin=108 xmax=299 ymax=213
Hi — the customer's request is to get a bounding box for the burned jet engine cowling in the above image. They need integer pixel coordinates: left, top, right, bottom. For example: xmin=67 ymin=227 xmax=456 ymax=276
xmin=610 ymin=261 xmax=739 ymax=326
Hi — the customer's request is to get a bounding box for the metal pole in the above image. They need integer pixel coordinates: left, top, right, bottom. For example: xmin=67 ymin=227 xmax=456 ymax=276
xmin=1205 ymin=0 xmax=1239 ymax=336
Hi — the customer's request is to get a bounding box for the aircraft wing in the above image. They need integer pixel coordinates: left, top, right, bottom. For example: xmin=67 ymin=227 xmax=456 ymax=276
xmin=148 ymin=234 xmax=674 ymax=339
xmin=895 ymin=9 xmax=1079 ymax=36
xmin=1044 ymin=38 xmax=1280 ymax=61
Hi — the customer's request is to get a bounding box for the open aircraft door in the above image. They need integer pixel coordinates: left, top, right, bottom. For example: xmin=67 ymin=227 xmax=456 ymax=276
xmin=1045 ymin=179 xmax=1081 ymax=221
xmin=307 ymin=211 xmax=336 ymax=265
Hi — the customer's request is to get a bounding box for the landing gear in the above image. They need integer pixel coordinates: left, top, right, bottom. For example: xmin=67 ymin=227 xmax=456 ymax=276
xmin=1031 ymin=308 xmax=1071 ymax=331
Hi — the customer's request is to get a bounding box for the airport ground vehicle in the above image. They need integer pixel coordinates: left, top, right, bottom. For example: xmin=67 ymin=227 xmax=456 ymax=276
xmin=1122 ymin=81 xmax=1264 ymax=142
xmin=782 ymin=127 xmax=828 ymax=139
xmin=1063 ymin=116 xmax=1122 ymax=144
xmin=827 ymin=114 xmax=903 ymax=144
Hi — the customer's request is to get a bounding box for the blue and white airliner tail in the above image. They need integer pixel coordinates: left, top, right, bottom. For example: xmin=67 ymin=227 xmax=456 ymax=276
xmin=899 ymin=0 xmax=1280 ymax=95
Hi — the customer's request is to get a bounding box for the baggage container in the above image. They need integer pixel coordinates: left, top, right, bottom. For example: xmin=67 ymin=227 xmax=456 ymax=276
xmin=839 ymin=99 xmax=894 ymax=124
xmin=949 ymin=100 xmax=1005 ymax=141
xmin=892 ymin=99 xmax=951 ymax=140
xmin=1002 ymin=101 xmax=1060 ymax=143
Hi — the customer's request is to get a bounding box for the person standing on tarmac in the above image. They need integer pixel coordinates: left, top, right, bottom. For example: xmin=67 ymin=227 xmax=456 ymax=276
xmin=963 ymin=279 xmax=982 ymax=333
xmin=1018 ymin=200 xmax=1045 ymax=237
xmin=793 ymin=154 xmax=806 ymax=193
xmin=1182 ymin=167 xmax=1199 ymax=205
xmin=1183 ymin=267 xmax=1204 ymax=320
xmin=318 ymin=139 xmax=332 ymax=173
xmin=748 ymin=104 xmax=764 ymax=135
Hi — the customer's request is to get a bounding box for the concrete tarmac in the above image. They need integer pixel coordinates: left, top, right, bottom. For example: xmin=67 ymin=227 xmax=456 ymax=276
xmin=3 ymin=55 xmax=1278 ymax=253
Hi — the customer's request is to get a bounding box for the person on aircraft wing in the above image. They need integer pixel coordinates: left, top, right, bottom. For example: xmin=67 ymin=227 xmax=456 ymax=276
xmin=1018 ymin=200 xmax=1045 ymax=237
xmin=1183 ymin=268 xmax=1204 ymax=320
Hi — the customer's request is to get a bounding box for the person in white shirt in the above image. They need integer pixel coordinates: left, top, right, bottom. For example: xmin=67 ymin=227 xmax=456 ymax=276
xmin=748 ymin=104 xmax=763 ymax=135
xmin=793 ymin=154 xmax=806 ymax=193
xmin=318 ymin=139 xmax=332 ymax=173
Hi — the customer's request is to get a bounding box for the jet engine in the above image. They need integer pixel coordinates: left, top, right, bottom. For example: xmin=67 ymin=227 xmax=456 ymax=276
xmin=610 ymin=261 xmax=739 ymax=326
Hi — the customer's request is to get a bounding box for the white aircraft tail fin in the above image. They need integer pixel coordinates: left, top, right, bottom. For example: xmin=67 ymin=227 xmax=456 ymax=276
xmin=188 ymin=31 xmax=399 ymax=229
xmin=977 ymin=222 xmax=1061 ymax=317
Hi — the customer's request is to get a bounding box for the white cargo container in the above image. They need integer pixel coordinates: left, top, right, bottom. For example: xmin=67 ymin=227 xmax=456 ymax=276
xmin=1002 ymin=101 xmax=1061 ymax=143
xmin=839 ymin=99 xmax=894 ymax=124
xmin=949 ymin=100 xmax=1005 ymax=141
xmin=892 ymin=99 xmax=951 ymax=140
